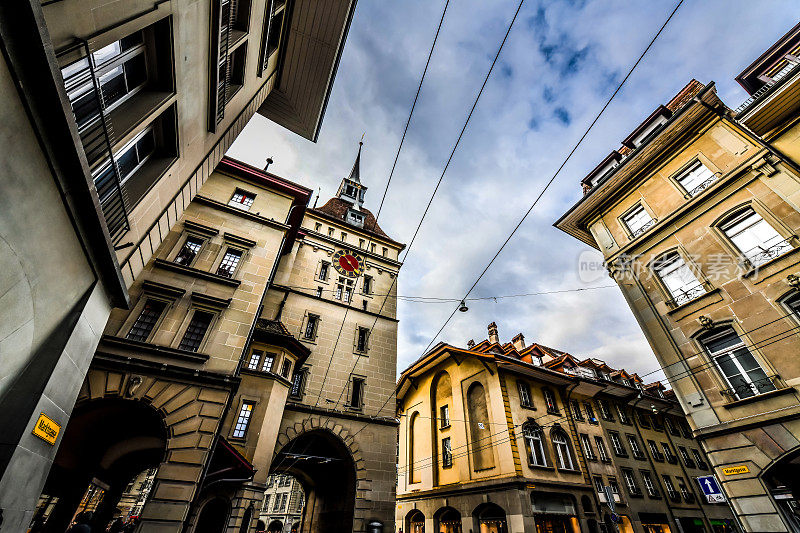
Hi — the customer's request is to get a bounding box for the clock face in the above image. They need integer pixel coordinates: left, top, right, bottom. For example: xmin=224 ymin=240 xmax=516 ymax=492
xmin=332 ymin=249 xmax=365 ymax=278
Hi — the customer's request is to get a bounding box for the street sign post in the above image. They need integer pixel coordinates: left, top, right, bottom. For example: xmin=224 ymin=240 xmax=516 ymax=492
xmin=696 ymin=475 xmax=726 ymax=503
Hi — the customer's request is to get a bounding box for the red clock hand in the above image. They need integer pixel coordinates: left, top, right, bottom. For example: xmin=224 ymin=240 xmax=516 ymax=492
xmin=346 ymin=255 xmax=359 ymax=270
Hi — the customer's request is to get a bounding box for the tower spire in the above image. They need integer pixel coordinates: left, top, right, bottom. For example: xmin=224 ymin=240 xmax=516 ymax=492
xmin=336 ymin=139 xmax=368 ymax=212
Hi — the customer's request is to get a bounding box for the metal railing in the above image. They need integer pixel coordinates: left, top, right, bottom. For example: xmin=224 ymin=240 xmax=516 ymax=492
xmin=687 ymin=174 xmax=719 ymax=197
xmin=57 ymin=40 xmax=130 ymax=243
xmin=735 ymin=61 xmax=800 ymax=115
xmin=632 ymin=218 xmax=657 ymax=238
xmin=668 ymin=283 xmax=706 ymax=307
xmin=745 ymin=238 xmax=794 ymax=268
xmin=720 ymin=374 xmax=781 ymax=401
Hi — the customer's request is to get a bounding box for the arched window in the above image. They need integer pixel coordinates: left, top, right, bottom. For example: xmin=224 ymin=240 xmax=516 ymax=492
xmin=719 ymin=207 xmax=791 ymax=267
xmin=552 ymin=428 xmax=575 ymax=470
xmin=699 ymin=327 xmax=775 ymax=400
xmin=409 ymin=412 xmax=422 ymax=483
xmin=652 ymin=252 xmax=705 ymax=306
xmin=522 ymin=422 xmax=547 ymax=467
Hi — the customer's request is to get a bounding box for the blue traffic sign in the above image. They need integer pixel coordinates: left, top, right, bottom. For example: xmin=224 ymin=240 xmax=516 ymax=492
xmin=696 ymin=475 xmax=726 ymax=503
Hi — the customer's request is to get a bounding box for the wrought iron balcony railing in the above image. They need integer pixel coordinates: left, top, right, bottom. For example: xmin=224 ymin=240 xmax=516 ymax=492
xmin=735 ymin=61 xmax=800 ymax=115
xmin=631 ymin=218 xmax=657 ymax=237
xmin=745 ymin=238 xmax=794 ymax=268
xmin=668 ymin=283 xmax=706 ymax=307
xmin=687 ymin=175 xmax=719 ymax=197
xmin=720 ymin=374 xmax=781 ymax=401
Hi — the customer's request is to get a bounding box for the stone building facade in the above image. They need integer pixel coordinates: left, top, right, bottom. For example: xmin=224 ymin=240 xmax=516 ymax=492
xmin=395 ymin=323 xmax=735 ymax=533
xmin=555 ymin=23 xmax=800 ymax=533
xmin=259 ymin=474 xmax=305 ymax=532
xmin=0 ymin=1 xmax=355 ymax=530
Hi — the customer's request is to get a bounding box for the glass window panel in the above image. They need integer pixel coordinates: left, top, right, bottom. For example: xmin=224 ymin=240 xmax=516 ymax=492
xmin=92 ymin=41 xmax=122 ymax=66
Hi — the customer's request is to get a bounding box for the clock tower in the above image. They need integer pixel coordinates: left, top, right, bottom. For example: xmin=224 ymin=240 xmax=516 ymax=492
xmin=262 ymin=143 xmax=405 ymax=533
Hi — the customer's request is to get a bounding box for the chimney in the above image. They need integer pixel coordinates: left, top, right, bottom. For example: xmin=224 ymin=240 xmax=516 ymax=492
xmin=488 ymin=322 xmax=499 ymax=345
xmin=467 ymin=339 xmax=475 ymax=349
xmin=512 ymin=333 xmax=525 ymax=351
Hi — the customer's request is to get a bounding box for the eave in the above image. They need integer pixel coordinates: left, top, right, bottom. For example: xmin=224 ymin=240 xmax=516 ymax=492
xmin=257 ymin=0 xmax=357 ymax=141
xmin=554 ymin=83 xmax=721 ymax=248
xmin=736 ymin=68 xmax=800 ymax=137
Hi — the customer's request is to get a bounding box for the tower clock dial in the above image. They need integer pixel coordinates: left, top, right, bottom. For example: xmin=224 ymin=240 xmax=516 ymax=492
xmin=332 ymin=249 xmax=365 ymax=278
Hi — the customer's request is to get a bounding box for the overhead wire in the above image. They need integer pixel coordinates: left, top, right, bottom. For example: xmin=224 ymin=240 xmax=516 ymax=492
xmin=353 ymin=0 xmax=687 ymax=436
xmin=420 ymin=0 xmax=686 ymax=357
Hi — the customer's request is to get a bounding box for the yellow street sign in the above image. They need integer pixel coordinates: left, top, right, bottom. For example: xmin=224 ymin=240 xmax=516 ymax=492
xmin=722 ymin=465 xmax=750 ymax=476
xmin=32 ymin=413 xmax=60 ymax=445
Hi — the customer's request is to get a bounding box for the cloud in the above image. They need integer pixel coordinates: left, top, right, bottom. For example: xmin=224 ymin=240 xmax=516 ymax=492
xmin=227 ymin=0 xmax=798 ymax=386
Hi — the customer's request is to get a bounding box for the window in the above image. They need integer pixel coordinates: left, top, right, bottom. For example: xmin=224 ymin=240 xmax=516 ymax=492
xmin=622 ymin=469 xmax=641 ymax=496
xmin=665 ymin=416 xmax=678 ymax=436
xmin=335 ymin=277 xmax=354 ymax=302
xmin=261 ymin=353 xmax=275 ymax=372
xmin=679 ymin=419 xmax=693 ymax=439
xmin=523 ymin=423 xmax=547 ymax=467
xmin=552 ymin=429 xmax=576 ymax=470
xmin=440 ymin=405 xmax=450 ymax=428
xmin=209 ymin=0 xmax=252 ymax=128
xmin=359 ymin=239 xmax=365 ymax=249
xmin=178 ymin=310 xmax=214 ymax=352
xmin=356 ymin=327 xmax=369 ymax=353
xmin=691 ymin=449 xmax=708 ymax=470
xmin=259 ymin=0 xmax=288 ymax=74
xmin=517 ymin=381 xmax=533 ymax=408
xmin=174 ymin=236 xmax=204 ymax=266
xmin=315 ymin=287 xmax=323 ymax=297
xmin=341 ymin=232 xmax=347 ymax=242
xmin=783 ymin=292 xmax=800 ymax=319
xmin=627 ymin=435 xmax=644 ymax=459
xmin=702 ymin=327 xmax=775 ymax=400
xmin=232 ymin=401 xmax=254 ymax=438
xmin=609 ymin=431 xmax=626 ymax=456
xmin=720 ymin=208 xmax=791 ymax=267
xmin=349 ymin=377 xmax=365 ymax=410
xmin=653 ymin=253 xmax=706 ymax=306
xmin=228 ymin=189 xmax=255 ymax=210
xmin=543 ymin=389 xmax=558 ymax=414
xmin=677 ymin=161 xmax=717 ymax=197
xmin=304 ymin=314 xmax=319 ymax=340
xmin=662 ymin=475 xmax=679 ymax=501
xmin=623 ymin=205 xmax=655 ymax=237
xmin=382 ymin=247 xmax=388 ymax=257
xmin=262 ymin=494 xmax=270 ymax=511
xmin=216 ymin=248 xmax=243 ymax=278
xmin=314 ymin=222 xmax=322 ymax=232
xmin=580 ymin=434 xmax=596 ymax=460
xmin=246 ymin=349 xmax=263 ymax=370
xmin=593 ymin=476 xmax=605 ymax=494
xmin=648 ymin=440 xmax=664 ymax=462
xmin=371 ymin=243 xmax=376 ymax=253
xmin=362 ymin=300 xmax=368 ymax=311
xmin=584 ymin=403 xmax=598 ymax=424
xmin=570 ymin=400 xmax=584 ymax=421
xmin=640 ymin=470 xmax=659 ymax=498
xmin=598 ymin=399 xmax=614 ymax=421
xmin=281 ymin=359 xmax=292 ymax=379
xmin=638 ymin=411 xmax=651 ymax=428
xmin=290 ymin=369 xmax=306 ymax=399
xmin=127 ymin=299 xmax=167 ymax=342
xmin=362 ymin=275 xmax=372 ymax=295
xmin=328 ymin=227 xmax=335 ymax=237
xmin=662 ymin=443 xmax=677 ymax=464
xmin=442 ymin=437 xmax=453 ymax=467
xmin=676 ymin=477 xmax=694 ymax=502
xmin=608 ymin=477 xmax=621 ymax=499
xmin=652 ymin=414 xmax=664 ymax=431
xmin=319 ymin=262 xmax=330 ymax=281
xmin=678 ymin=446 xmax=695 ymax=469
xmin=594 ymin=436 xmax=610 ymax=462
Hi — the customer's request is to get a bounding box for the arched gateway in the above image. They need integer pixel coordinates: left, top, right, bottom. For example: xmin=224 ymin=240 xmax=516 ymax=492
xmin=270 ymin=424 xmax=362 ymax=533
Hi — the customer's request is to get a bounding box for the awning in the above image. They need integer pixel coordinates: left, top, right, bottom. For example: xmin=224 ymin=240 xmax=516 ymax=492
xmin=201 ymin=436 xmax=256 ymax=488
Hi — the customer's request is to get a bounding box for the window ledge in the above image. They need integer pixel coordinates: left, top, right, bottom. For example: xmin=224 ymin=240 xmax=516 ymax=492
xmin=521 ymin=405 xmax=537 ymax=411
xmin=154 ymin=258 xmax=242 ymax=287
xmin=556 ymin=467 xmax=582 ymax=475
xmin=440 ymin=424 xmax=451 ymax=431
xmin=527 ymin=464 xmax=554 ymax=471
xmin=721 ymin=385 xmax=795 ymax=408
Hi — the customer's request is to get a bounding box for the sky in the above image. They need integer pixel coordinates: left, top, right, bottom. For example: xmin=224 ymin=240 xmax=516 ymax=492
xmin=228 ymin=0 xmax=800 ymax=383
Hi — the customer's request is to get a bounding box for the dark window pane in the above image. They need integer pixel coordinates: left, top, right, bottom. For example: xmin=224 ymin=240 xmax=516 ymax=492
xmin=127 ymin=300 xmax=166 ymax=342
xmin=178 ymin=310 xmax=214 ymax=352
xmin=124 ymin=53 xmax=147 ymax=91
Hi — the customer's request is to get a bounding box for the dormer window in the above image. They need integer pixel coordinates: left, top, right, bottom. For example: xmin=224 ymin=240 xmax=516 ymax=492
xmin=623 ymin=106 xmax=672 ymax=149
xmin=346 ymin=209 xmax=365 ymax=228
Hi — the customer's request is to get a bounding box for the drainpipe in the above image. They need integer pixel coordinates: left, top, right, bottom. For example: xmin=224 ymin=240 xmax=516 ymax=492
xmin=631 ymin=395 xmax=682 ymax=533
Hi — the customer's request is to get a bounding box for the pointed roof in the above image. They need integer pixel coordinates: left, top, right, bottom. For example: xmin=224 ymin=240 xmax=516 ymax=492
xmin=346 ymin=141 xmax=362 ymax=184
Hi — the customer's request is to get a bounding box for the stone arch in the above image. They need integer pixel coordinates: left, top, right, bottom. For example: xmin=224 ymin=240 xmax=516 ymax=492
xmin=430 ymin=372 xmax=453 ymax=484
xmin=37 ymin=367 xmax=229 ymax=533
xmin=759 ymin=445 xmax=800 ymax=531
xmin=466 ymin=382 xmax=494 ymax=470
xmin=409 ymin=411 xmax=422 ymax=484
xmin=271 ymin=417 xmax=364 ymax=533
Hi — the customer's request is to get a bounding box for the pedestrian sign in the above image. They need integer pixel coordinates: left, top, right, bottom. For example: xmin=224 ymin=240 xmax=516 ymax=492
xmin=696 ymin=475 xmax=726 ymax=503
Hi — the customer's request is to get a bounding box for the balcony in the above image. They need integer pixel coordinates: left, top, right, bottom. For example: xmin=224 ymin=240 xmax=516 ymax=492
xmin=632 ymin=218 xmax=657 ymax=237
xmin=719 ymin=374 xmax=782 ymax=402
xmin=668 ymin=283 xmax=707 ymax=307
xmin=744 ymin=238 xmax=794 ymax=268
xmin=687 ymin=175 xmax=719 ymax=197
xmin=735 ymin=61 xmax=800 ymax=115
